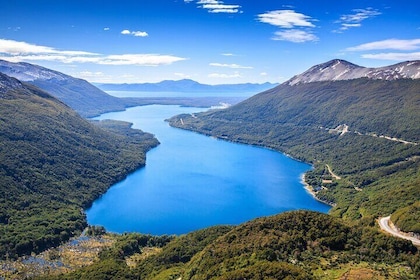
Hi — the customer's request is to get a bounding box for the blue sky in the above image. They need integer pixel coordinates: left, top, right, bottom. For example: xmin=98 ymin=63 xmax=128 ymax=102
xmin=0 ymin=0 xmax=419 ymax=84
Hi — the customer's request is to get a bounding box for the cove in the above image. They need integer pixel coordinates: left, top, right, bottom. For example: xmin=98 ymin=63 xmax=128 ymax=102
xmin=86 ymin=105 xmax=331 ymax=235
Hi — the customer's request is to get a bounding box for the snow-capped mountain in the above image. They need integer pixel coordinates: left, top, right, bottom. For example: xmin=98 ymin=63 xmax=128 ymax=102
xmin=287 ymin=59 xmax=420 ymax=85
xmin=0 ymin=60 xmax=69 ymax=82
xmin=0 ymin=59 xmax=129 ymax=117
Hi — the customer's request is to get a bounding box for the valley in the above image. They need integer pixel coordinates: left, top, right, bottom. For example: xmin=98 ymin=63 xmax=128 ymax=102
xmin=0 ymin=59 xmax=419 ymax=279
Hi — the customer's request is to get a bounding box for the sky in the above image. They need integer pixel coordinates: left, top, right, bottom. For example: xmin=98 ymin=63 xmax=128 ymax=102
xmin=0 ymin=0 xmax=419 ymax=84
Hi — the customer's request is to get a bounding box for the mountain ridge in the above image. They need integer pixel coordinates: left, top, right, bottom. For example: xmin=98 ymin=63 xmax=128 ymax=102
xmin=0 ymin=59 xmax=131 ymax=117
xmin=287 ymin=59 xmax=420 ymax=85
xmin=95 ymin=79 xmax=277 ymax=93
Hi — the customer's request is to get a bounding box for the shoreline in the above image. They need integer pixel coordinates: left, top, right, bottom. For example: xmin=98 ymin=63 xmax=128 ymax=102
xmin=301 ymin=173 xmax=335 ymax=208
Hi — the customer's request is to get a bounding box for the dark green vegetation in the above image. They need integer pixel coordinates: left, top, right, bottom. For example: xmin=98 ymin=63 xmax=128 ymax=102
xmin=0 ymin=73 xmax=158 ymax=259
xmin=169 ymin=78 xmax=420 ymax=228
xmin=1 ymin=58 xmax=419 ymax=278
xmin=38 ymin=211 xmax=419 ymax=279
xmin=392 ymin=201 xmax=420 ymax=234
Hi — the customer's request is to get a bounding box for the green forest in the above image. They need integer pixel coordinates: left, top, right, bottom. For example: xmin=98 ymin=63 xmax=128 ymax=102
xmin=37 ymin=211 xmax=419 ymax=279
xmin=0 ymin=74 xmax=159 ymax=259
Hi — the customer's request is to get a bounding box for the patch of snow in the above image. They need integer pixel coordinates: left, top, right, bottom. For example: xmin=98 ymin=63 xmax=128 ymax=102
xmin=287 ymin=59 xmax=420 ymax=86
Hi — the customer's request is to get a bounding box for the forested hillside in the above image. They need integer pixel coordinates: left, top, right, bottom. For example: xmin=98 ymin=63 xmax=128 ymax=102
xmin=0 ymin=73 xmax=159 ymax=259
xmin=1 ymin=62 xmax=419 ymax=279
xmin=38 ymin=211 xmax=419 ymax=279
xmin=168 ymin=78 xmax=420 ymax=228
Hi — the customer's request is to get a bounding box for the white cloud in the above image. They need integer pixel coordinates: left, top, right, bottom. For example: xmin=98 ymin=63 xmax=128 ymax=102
xmin=272 ymin=30 xmax=318 ymax=43
xmin=191 ymin=0 xmax=241 ymax=14
xmin=221 ymin=53 xmax=235 ymax=56
xmin=336 ymin=8 xmax=381 ymax=32
xmin=100 ymin=54 xmax=186 ymax=66
xmin=174 ymin=72 xmax=191 ymax=79
xmin=210 ymin=62 xmax=253 ymax=69
xmin=361 ymin=52 xmax=420 ymax=61
xmin=257 ymin=10 xmax=315 ymax=28
xmin=344 ymin=39 xmax=420 ymax=61
xmin=341 ymin=23 xmax=361 ymax=29
xmin=121 ymin=29 xmax=149 ymax=37
xmin=0 ymin=39 xmax=185 ymax=66
xmin=203 ymin=4 xmax=240 ymax=13
xmin=260 ymin=72 xmax=268 ymax=76
xmin=340 ymin=8 xmax=381 ymax=23
xmin=0 ymin=38 xmax=96 ymax=56
xmin=208 ymin=72 xmax=241 ymax=78
xmin=77 ymin=71 xmax=106 ymax=78
xmin=104 ymin=27 xmax=110 ymax=31
xmin=346 ymin=39 xmax=420 ymax=51
xmin=132 ymin=31 xmax=149 ymax=37
xmin=257 ymin=10 xmax=317 ymax=43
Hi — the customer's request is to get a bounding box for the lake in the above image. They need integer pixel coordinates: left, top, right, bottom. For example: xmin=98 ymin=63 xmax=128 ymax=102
xmin=86 ymin=105 xmax=330 ymax=235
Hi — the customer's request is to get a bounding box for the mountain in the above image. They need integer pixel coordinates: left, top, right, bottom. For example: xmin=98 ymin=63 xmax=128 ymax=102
xmin=287 ymin=59 xmax=420 ymax=85
xmin=0 ymin=60 xmax=130 ymax=117
xmin=95 ymin=79 xmax=277 ymax=93
xmin=2 ymin=60 xmax=419 ymax=278
xmin=168 ymin=60 xmax=420 ymax=232
xmin=0 ymin=72 xmax=158 ymax=258
xmin=0 ymin=60 xmax=262 ymax=116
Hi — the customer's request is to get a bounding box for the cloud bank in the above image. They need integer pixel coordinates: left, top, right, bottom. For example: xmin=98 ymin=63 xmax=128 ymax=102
xmin=0 ymin=39 xmax=186 ymax=66
xmin=346 ymin=38 xmax=420 ymax=61
xmin=187 ymin=0 xmax=242 ymax=14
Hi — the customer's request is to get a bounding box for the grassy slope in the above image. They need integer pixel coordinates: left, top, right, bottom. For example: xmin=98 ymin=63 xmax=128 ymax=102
xmin=0 ymin=74 xmax=159 ymax=259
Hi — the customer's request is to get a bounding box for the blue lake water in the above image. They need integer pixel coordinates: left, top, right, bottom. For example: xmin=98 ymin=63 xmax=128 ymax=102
xmin=86 ymin=105 xmax=330 ymax=235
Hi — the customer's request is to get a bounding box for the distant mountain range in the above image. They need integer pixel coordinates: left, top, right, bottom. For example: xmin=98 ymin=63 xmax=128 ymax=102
xmin=287 ymin=59 xmax=420 ymax=85
xmin=0 ymin=60 xmax=274 ymax=117
xmin=95 ymin=79 xmax=277 ymax=93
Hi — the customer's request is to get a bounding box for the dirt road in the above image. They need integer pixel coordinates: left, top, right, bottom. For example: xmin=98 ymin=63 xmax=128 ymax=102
xmin=379 ymin=216 xmax=420 ymax=246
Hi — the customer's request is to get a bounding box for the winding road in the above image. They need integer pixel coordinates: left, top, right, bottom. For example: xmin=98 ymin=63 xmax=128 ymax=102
xmin=379 ymin=216 xmax=420 ymax=246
